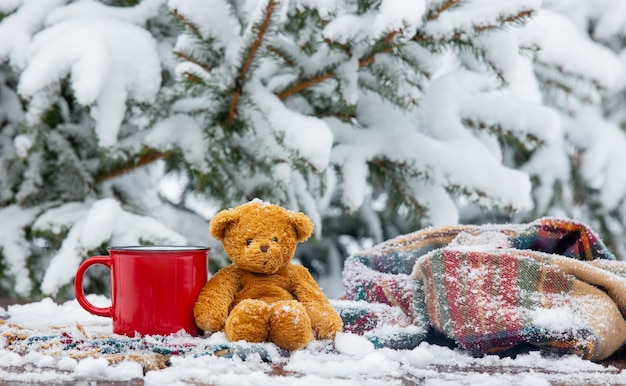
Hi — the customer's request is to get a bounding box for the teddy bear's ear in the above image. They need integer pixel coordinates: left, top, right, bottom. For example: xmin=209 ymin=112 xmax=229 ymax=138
xmin=209 ymin=208 xmax=240 ymax=241
xmin=290 ymin=212 xmax=314 ymax=242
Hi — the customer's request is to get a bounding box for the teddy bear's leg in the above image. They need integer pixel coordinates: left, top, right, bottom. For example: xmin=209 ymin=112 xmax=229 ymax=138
xmin=224 ymin=299 xmax=270 ymax=343
xmin=268 ymin=300 xmax=313 ymax=351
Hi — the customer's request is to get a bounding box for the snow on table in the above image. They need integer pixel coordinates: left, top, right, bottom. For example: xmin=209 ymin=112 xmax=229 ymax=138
xmin=0 ymin=297 xmax=625 ymax=385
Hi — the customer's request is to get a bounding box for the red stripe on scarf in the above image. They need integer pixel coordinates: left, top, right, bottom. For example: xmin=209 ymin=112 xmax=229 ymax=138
xmin=443 ymin=250 xmax=466 ymax=340
xmin=389 ymin=279 xmax=413 ymax=316
xmin=374 ymin=280 xmax=390 ymax=305
xmin=443 ymin=250 xmax=524 ymax=349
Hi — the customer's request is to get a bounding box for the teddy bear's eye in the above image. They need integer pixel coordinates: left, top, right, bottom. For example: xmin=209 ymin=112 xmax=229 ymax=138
xmin=272 ymin=237 xmax=278 ymax=242
xmin=246 ymin=239 xmax=253 ymax=246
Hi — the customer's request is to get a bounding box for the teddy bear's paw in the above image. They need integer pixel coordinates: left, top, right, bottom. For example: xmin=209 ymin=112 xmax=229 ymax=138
xmin=194 ymin=304 xmax=229 ymax=333
xmin=268 ymin=300 xmax=314 ymax=351
xmin=311 ymin=309 xmax=344 ymax=340
xmin=225 ymin=299 xmax=270 ymax=343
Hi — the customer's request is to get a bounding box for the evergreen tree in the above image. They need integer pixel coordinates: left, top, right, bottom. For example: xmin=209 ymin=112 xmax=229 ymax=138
xmin=511 ymin=0 xmax=626 ymax=260
xmin=0 ymin=0 xmax=624 ymax=299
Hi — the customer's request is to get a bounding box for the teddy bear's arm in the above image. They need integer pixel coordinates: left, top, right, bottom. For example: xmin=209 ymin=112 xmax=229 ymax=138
xmin=193 ymin=265 xmax=240 ymax=333
xmin=289 ymin=264 xmax=343 ymax=340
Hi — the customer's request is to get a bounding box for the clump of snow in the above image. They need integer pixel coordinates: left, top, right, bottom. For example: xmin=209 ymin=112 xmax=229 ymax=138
xmin=46 ymin=0 xmax=165 ymax=26
xmin=0 ymin=0 xmax=22 ymax=13
xmin=528 ymin=303 xmax=584 ymax=332
xmin=286 ymin=347 xmax=402 ymax=379
xmin=0 ymin=0 xmax=66 ymax=68
xmin=0 ymin=351 xmax=23 ymax=367
xmin=7 ymin=297 xmax=108 ymax=330
xmin=406 ymin=343 xmax=435 ymax=368
xmin=449 ymin=230 xmax=510 ymax=249
xmin=373 ymin=0 xmax=425 ymax=39
xmin=74 ymin=357 xmax=142 ymax=380
xmin=18 ymin=15 xmax=162 ymax=147
xmin=169 ymin=0 xmax=239 ymax=44
xmin=407 ymin=182 xmax=459 ymax=226
xmin=23 ymin=352 xmax=55 ymax=368
xmin=521 ymin=137 xmax=571 ymax=213
xmin=0 ymin=77 xmax=24 ymax=124
xmin=334 ymin=55 xmax=359 ymax=105
xmin=423 ymin=0 xmax=542 ymax=40
xmin=323 ymin=0 xmax=426 ymax=43
xmin=57 ymin=357 xmax=78 ymax=371
xmin=32 ymin=202 xmax=91 ymax=235
xmin=334 ymin=332 xmax=375 ymax=357
xmin=474 ymin=30 xmax=543 ymax=103
xmin=323 ymin=13 xmax=373 ymax=44
xmin=327 ymin=80 xmax=541 ymax=213
xmin=250 ymin=84 xmax=333 ymax=171
xmin=293 ymin=0 xmax=337 ymax=20
xmin=12 ymin=134 xmax=33 ymax=159
xmin=526 ymin=10 xmax=622 ymax=92
xmin=566 ymin=108 xmax=626 ymax=211
xmin=0 ymin=205 xmax=40 ymax=296
xmin=144 ymin=114 xmax=208 ymax=171
xmin=592 ymin=2 xmax=626 ymax=41
xmin=75 ymin=357 xmax=109 ymax=377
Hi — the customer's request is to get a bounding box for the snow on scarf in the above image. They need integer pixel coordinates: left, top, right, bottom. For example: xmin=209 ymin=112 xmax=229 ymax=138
xmin=340 ymin=218 xmax=626 ymax=361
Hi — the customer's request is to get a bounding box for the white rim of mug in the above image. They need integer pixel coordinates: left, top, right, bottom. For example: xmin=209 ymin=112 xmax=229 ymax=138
xmin=108 ymin=246 xmax=210 ymax=251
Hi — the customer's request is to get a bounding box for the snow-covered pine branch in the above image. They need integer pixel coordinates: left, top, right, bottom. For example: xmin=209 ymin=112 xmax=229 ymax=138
xmin=1 ymin=0 xmax=626 ymax=299
xmin=526 ymin=10 xmax=622 ymax=113
xmin=36 ymin=198 xmax=187 ymax=297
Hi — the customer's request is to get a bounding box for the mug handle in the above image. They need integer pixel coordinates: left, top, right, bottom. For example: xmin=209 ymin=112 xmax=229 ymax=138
xmin=74 ymin=256 xmax=113 ymax=318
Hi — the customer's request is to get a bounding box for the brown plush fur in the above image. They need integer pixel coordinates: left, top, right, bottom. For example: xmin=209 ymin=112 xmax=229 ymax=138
xmin=193 ymin=199 xmax=343 ymax=350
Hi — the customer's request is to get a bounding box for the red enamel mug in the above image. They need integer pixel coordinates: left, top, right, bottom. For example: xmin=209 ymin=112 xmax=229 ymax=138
xmin=74 ymin=246 xmax=209 ymax=337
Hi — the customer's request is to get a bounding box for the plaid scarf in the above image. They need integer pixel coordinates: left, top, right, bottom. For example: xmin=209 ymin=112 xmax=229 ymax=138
xmin=341 ymin=217 xmax=626 ymax=361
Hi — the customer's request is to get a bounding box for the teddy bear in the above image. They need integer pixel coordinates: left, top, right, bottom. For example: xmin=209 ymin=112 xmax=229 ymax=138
xmin=193 ymin=199 xmax=343 ymax=350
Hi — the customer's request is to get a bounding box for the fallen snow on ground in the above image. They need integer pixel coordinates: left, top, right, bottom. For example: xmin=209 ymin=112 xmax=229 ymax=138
xmin=0 ymin=297 xmax=625 ymax=385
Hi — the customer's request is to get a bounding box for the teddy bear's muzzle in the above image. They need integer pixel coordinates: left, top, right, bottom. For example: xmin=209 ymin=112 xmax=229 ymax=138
xmin=239 ymin=250 xmax=282 ymax=274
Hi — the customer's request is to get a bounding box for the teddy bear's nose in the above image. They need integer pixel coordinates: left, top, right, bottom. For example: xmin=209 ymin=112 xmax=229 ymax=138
xmin=260 ymin=245 xmax=269 ymax=253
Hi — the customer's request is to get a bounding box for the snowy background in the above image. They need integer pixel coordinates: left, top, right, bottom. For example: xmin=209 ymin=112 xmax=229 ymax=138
xmin=0 ymin=0 xmax=625 ymax=328
xmin=2 ymin=0 xmax=626 ymax=384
